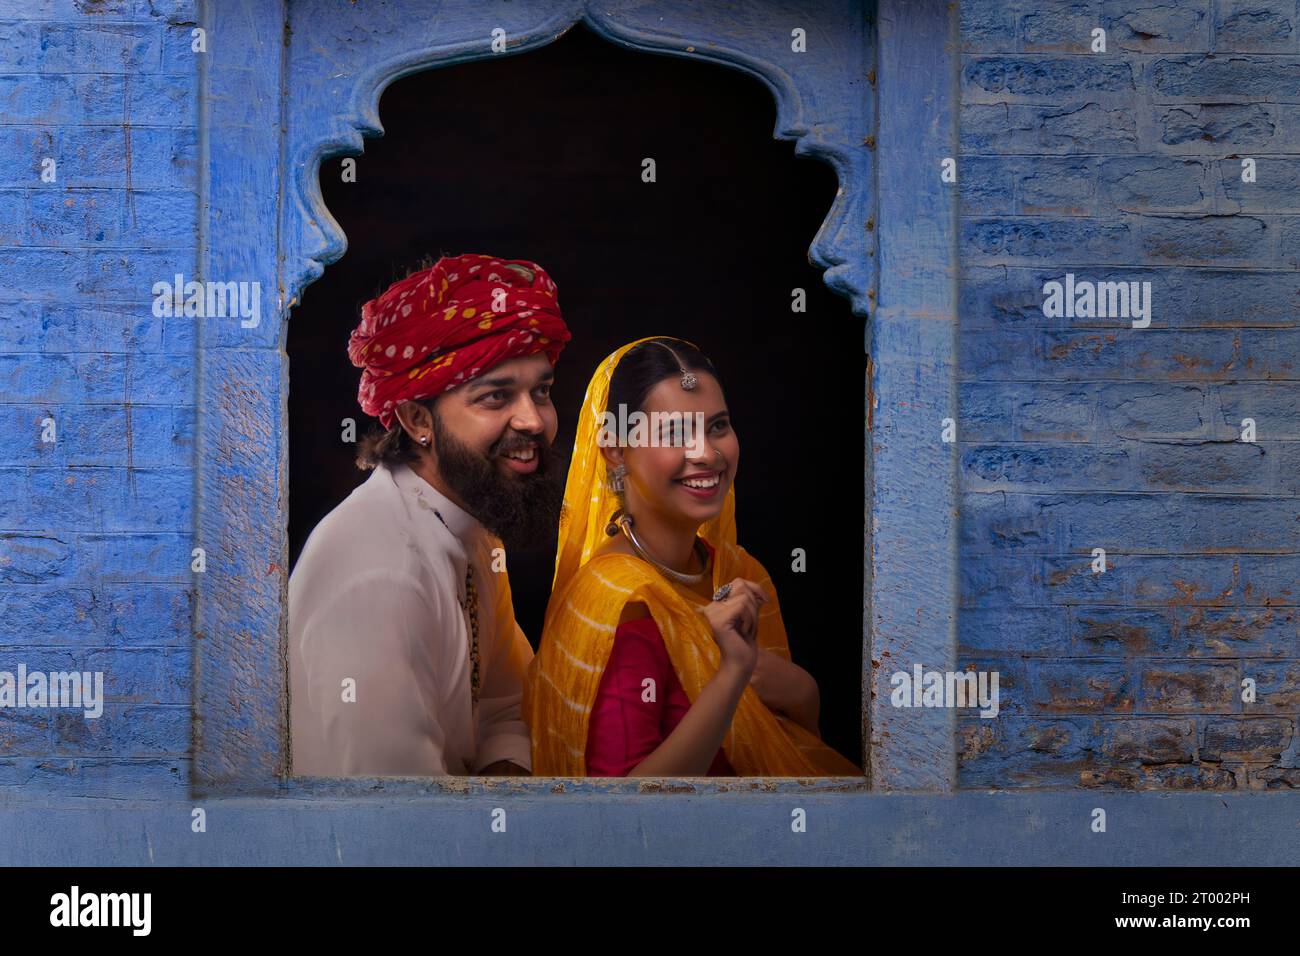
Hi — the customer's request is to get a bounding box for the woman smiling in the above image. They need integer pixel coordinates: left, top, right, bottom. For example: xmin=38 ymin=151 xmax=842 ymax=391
xmin=523 ymin=337 xmax=859 ymax=777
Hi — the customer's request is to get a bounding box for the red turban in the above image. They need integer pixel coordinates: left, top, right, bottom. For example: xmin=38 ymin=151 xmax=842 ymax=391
xmin=348 ymin=252 xmax=571 ymax=429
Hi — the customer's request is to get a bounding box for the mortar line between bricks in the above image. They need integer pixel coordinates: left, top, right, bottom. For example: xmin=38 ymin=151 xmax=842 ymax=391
xmin=956 ymin=377 xmax=1300 ymax=382
xmin=959 ymin=264 xmax=1300 ymax=272
xmin=960 ymin=264 xmax=1300 ymax=272
xmin=957 ymin=490 xmax=1300 ymax=498
xmin=959 ymin=155 xmax=1300 ymax=159
xmin=0 ymin=186 xmax=196 ymax=191
xmin=958 ymin=547 xmax=1300 ymax=552
xmin=3 ymin=245 xmax=202 ymax=252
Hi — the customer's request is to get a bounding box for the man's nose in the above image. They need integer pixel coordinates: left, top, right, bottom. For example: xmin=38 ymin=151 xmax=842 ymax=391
xmin=510 ymin=395 xmax=545 ymax=434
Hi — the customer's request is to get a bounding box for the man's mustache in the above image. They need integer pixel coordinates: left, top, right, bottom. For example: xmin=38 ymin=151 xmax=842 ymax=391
xmin=492 ymin=431 xmax=551 ymax=456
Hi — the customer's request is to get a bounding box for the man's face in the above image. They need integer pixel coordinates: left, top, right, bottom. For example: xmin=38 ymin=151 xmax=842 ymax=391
xmin=428 ymin=353 xmax=566 ymax=550
xmin=436 ymin=353 xmax=559 ymax=476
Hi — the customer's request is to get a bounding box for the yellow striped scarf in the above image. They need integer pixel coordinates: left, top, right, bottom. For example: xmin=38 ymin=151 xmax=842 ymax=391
xmin=522 ymin=338 xmax=860 ymax=777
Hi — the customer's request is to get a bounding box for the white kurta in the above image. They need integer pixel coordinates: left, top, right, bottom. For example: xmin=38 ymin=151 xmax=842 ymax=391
xmin=289 ymin=461 xmax=533 ymax=776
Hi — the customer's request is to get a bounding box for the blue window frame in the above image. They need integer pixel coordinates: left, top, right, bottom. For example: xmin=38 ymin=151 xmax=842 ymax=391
xmin=194 ymin=0 xmax=961 ymax=800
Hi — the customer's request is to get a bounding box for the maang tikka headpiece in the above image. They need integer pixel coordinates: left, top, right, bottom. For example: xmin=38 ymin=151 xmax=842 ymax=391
xmin=656 ymin=341 xmax=697 ymax=390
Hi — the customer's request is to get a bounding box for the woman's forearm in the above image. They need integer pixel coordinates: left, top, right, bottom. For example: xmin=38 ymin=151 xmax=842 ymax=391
xmin=780 ymin=673 xmax=820 ymax=735
xmin=628 ymin=664 xmax=749 ymax=777
xmin=754 ymin=652 xmax=822 ymax=735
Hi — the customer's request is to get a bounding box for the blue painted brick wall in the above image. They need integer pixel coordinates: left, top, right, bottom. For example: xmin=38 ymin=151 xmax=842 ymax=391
xmin=959 ymin=0 xmax=1300 ymax=789
xmin=0 ymin=0 xmax=197 ymax=797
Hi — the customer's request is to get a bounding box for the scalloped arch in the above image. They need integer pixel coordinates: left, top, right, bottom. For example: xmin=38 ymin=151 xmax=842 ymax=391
xmin=196 ymin=0 xmax=897 ymax=796
xmin=282 ymin=0 xmax=875 ymax=317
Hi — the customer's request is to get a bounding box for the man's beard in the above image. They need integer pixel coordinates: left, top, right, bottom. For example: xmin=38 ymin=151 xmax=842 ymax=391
xmin=430 ymin=411 xmax=567 ymax=553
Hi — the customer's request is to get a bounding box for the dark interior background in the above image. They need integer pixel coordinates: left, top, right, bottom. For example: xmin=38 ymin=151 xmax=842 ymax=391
xmin=288 ymin=23 xmax=865 ymax=768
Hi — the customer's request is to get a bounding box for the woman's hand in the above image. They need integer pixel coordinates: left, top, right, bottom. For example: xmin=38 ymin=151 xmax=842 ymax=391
xmin=629 ymin=578 xmax=768 ymax=777
xmin=699 ymin=578 xmax=767 ymax=678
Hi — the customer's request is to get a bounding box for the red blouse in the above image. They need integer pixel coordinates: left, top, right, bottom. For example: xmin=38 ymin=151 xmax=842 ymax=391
xmin=585 ymin=615 xmax=735 ymax=776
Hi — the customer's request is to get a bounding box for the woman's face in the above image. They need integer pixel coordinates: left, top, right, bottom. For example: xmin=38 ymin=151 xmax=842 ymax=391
xmin=619 ymin=371 xmax=738 ymax=529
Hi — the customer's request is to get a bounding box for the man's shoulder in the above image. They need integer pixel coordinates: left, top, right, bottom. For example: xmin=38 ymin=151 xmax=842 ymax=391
xmin=314 ymin=465 xmax=399 ymax=531
xmin=290 ymin=467 xmax=421 ymax=596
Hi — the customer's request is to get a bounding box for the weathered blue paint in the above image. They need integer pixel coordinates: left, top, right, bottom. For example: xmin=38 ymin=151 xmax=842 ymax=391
xmin=0 ymin=0 xmax=198 ymax=799
xmin=867 ymin=0 xmax=960 ymax=789
xmin=958 ymin=0 xmax=1300 ymax=790
xmin=282 ymin=0 xmax=876 ymax=316
xmin=193 ymin=0 xmax=289 ymax=795
xmin=0 ymin=792 xmax=1296 ymax=866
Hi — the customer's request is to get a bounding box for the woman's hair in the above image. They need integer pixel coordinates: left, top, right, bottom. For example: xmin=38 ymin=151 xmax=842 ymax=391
xmin=606 ymin=337 xmax=722 ymax=414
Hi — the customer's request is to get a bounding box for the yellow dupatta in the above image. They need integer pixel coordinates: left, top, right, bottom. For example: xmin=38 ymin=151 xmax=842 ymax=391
xmin=522 ymin=338 xmax=860 ymax=776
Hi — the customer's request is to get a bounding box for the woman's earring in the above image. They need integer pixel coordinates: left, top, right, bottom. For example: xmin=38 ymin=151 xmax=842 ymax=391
xmin=608 ymin=463 xmax=627 ymax=494
xmin=419 ymin=435 xmax=430 ymax=446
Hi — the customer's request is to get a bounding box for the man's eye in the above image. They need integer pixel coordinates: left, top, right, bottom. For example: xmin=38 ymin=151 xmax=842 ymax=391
xmin=534 ymin=384 xmax=552 ymax=400
xmin=483 ymin=390 xmax=508 ymax=403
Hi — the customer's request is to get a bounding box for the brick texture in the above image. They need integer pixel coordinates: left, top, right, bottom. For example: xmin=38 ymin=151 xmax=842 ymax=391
xmin=959 ymin=0 xmax=1300 ymax=790
xmin=0 ymin=0 xmax=197 ymax=797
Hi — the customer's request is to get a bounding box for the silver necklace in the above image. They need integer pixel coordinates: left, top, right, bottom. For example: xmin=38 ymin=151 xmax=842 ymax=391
xmin=614 ymin=513 xmax=711 ymax=585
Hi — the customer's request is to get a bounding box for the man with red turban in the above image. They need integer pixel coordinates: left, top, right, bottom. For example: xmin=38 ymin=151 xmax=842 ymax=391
xmin=289 ymin=252 xmax=572 ymax=778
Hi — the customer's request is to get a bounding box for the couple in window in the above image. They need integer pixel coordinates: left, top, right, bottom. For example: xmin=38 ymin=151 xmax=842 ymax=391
xmin=289 ymin=252 xmax=857 ymax=778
